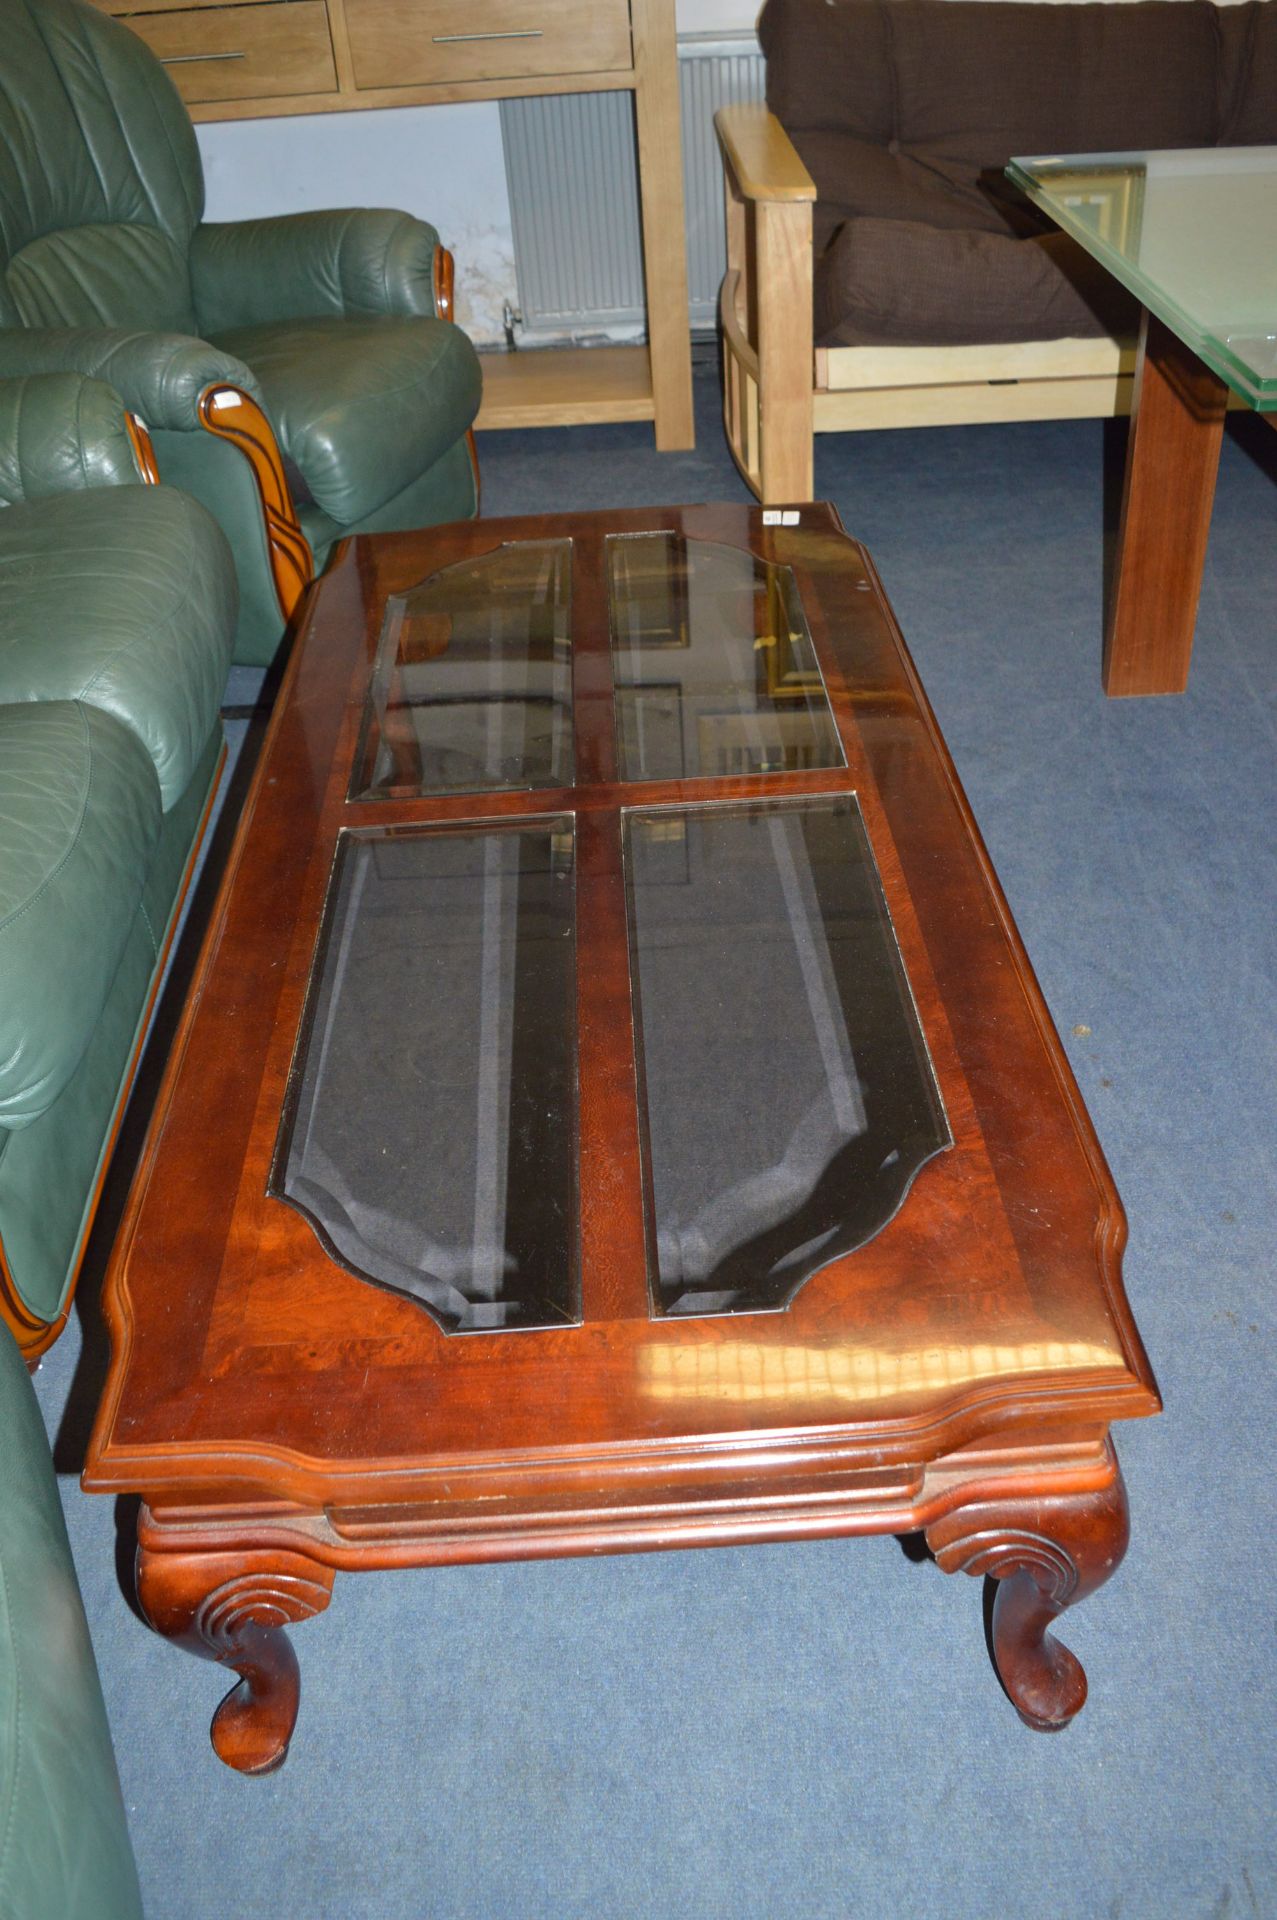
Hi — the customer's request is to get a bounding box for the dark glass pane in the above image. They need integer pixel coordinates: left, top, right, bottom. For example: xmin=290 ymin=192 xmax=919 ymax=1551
xmin=272 ymin=822 xmax=578 ymax=1333
xmin=606 ymin=532 xmax=844 ymax=781
xmin=624 ymin=797 xmax=949 ymax=1318
xmin=352 ymin=539 xmax=572 ymax=799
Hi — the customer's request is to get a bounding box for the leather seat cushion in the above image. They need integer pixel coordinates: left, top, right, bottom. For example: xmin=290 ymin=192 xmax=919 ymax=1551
xmin=209 ymin=314 xmax=483 ymax=529
xmin=814 ymin=216 xmax=1140 ymax=347
xmin=0 ymin=485 xmax=235 ymax=809
xmin=0 ymin=700 xmax=160 ymax=1131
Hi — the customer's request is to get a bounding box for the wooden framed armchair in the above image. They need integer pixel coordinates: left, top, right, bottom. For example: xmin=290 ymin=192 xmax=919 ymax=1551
xmin=716 ymin=0 xmax=1277 ymax=505
xmin=715 ymin=101 xmax=1135 ymax=506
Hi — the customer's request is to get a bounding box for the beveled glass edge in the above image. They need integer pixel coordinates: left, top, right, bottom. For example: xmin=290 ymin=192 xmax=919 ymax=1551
xmin=619 ymin=792 xmax=953 ymax=1322
xmin=267 ymin=812 xmax=582 ymax=1334
xmin=1007 ymin=152 xmax=1277 ymax=407
xmin=347 ymin=536 xmax=577 ymax=804
xmin=603 ymin=530 xmax=849 ymax=782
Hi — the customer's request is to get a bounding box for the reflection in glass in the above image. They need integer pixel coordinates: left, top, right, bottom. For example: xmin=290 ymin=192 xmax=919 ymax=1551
xmin=606 ymin=533 xmax=845 ymax=781
xmin=624 ymin=797 xmax=949 ymax=1318
xmin=272 ymin=823 xmax=578 ymax=1333
xmin=352 ymin=539 xmax=573 ymax=799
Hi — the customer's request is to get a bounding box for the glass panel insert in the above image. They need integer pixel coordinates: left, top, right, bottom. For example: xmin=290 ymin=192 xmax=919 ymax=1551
xmin=272 ymin=821 xmax=578 ymax=1333
xmin=352 ymin=539 xmax=573 ymax=799
xmin=625 ymin=797 xmax=950 ymax=1318
xmin=606 ymin=533 xmax=845 ymax=781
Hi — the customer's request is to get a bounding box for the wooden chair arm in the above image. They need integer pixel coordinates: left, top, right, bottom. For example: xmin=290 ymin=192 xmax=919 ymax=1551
xmin=714 ymin=103 xmax=815 ymax=204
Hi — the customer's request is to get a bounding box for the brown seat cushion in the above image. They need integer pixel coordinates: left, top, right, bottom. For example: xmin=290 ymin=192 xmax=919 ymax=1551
xmin=814 ymin=217 xmax=1140 ymax=348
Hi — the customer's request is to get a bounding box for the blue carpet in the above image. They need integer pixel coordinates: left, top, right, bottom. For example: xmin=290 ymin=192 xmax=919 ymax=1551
xmin=35 ymin=360 xmax=1277 ymax=1920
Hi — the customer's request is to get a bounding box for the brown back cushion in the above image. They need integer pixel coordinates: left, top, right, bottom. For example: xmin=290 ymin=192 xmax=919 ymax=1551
xmin=889 ymin=1 xmax=1221 ymax=184
xmin=790 ymin=129 xmax=1035 ymax=252
xmin=763 ymin=0 xmax=1226 ymax=181
xmin=1219 ymin=1 xmax=1277 ymax=142
xmin=760 ymin=0 xmax=895 ymax=144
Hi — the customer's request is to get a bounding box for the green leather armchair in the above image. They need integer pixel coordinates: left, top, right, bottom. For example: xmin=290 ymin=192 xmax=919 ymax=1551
xmin=0 ymin=372 xmax=236 ymax=1359
xmin=0 ymin=1320 xmax=143 ymax=1920
xmin=0 ymin=0 xmax=483 ymax=666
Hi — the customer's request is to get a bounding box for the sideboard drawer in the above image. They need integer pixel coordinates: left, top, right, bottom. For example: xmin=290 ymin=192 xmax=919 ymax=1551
xmin=124 ymin=2 xmax=337 ymax=104
xmin=344 ymin=0 xmax=633 ymax=92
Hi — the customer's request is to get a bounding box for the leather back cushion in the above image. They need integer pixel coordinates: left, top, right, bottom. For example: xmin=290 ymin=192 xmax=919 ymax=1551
xmin=0 ymin=0 xmax=202 ymax=325
xmin=6 ymin=226 xmax=197 ymax=331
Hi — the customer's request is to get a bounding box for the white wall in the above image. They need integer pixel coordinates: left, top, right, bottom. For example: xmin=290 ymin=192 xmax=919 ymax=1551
xmin=198 ymin=101 xmax=517 ymax=343
xmin=196 ymin=0 xmax=762 ymax=345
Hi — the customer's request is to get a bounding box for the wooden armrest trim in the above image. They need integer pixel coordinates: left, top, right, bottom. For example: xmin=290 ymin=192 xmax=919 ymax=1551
xmin=432 ymin=242 xmax=454 ymax=321
xmin=126 ymin=412 xmax=161 ymax=483
xmin=197 ymin=385 xmax=313 ymax=623
xmin=714 ymin=102 xmax=815 ymax=203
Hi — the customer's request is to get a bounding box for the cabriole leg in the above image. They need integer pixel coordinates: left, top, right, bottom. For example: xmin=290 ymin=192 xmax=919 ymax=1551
xmin=926 ymin=1461 xmax=1130 ymax=1731
xmin=135 ymin=1521 xmax=334 ymax=1774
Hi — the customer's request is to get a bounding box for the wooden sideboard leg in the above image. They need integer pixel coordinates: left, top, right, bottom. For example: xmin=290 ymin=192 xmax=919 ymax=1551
xmin=925 ymin=1461 xmax=1130 ymax=1731
xmin=136 ymin=1524 xmax=334 ymax=1774
xmin=631 ymin=0 xmax=696 ymax=451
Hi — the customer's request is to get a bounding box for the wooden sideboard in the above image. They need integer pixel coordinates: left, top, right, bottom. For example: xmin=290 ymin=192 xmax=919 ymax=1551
xmin=89 ymin=0 xmax=696 ymax=449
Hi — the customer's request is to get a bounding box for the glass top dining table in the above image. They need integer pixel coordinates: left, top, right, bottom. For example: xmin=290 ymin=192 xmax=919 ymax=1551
xmin=1007 ymin=145 xmax=1277 ymax=409
xmin=1006 ymin=144 xmax=1277 ymax=697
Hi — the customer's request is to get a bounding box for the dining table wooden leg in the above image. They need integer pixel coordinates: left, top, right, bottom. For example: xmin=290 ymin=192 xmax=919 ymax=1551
xmin=1103 ymin=309 xmax=1229 ymax=698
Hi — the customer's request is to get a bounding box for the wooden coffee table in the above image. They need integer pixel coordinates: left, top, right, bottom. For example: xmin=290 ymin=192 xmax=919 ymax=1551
xmin=84 ymin=503 xmax=1160 ymax=1771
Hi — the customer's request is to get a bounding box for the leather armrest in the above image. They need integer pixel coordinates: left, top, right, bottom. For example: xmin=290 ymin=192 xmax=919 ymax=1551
xmin=190 ymin=210 xmax=445 ymax=332
xmin=0 ymin=1320 xmax=144 ymax=1917
xmin=0 ymin=330 xmax=261 ymax=432
xmin=0 ymin=374 xmax=144 ymax=503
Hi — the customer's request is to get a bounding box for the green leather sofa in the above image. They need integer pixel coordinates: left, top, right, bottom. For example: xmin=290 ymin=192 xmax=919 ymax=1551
xmin=0 ymin=372 xmax=236 ymax=1359
xmin=0 ymin=1318 xmax=144 ymax=1920
xmin=0 ymin=0 xmax=483 ymax=668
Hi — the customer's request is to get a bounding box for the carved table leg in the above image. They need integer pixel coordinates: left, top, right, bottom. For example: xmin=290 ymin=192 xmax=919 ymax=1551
xmin=925 ymin=1463 xmax=1130 ymax=1731
xmin=136 ymin=1528 xmax=334 ymax=1774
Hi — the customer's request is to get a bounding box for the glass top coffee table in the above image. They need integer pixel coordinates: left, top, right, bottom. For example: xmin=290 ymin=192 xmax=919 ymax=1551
xmin=84 ymin=504 xmax=1159 ymax=1771
xmin=1008 ymin=145 xmax=1277 ymax=696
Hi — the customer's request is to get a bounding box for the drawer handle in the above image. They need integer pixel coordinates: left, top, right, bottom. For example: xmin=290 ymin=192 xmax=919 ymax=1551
xmin=431 ymin=29 xmax=543 ymax=41
xmin=160 ymin=50 xmax=247 ymax=64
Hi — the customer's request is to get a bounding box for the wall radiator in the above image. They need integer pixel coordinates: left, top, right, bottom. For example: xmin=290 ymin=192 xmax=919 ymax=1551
xmin=499 ymin=35 xmax=764 ymax=343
